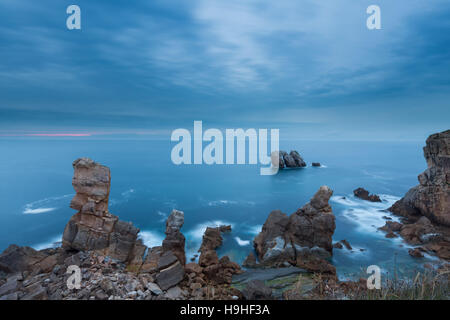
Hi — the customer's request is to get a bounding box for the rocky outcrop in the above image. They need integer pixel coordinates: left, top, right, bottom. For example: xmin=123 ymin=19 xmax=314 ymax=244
xmin=389 ymin=130 xmax=450 ymax=226
xmin=62 ymin=158 xmax=142 ymax=264
xmin=196 ymin=226 xmax=242 ymax=284
xmin=162 ymin=210 xmax=186 ymax=265
xmin=271 ymin=150 xmax=307 ymax=169
xmin=253 ymin=186 xmax=336 ymax=273
xmin=353 ymin=188 xmax=381 ymax=202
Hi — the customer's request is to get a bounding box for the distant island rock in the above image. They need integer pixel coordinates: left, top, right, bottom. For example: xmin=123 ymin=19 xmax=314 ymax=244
xmin=271 ymin=150 xmax=306 ymax=169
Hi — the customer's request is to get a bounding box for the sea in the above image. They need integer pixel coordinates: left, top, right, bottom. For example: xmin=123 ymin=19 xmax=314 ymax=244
xmin=0 ymin=137 xmax=438 ymax=280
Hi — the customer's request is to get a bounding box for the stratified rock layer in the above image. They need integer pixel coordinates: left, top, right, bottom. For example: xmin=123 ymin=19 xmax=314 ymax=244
xmin=390 ymin=130 xmax=450 ymax=226
xmin=62 ymin=158 xmax=141 ymax=263
xmin=162 ymin=210 xmax=186 ymax=265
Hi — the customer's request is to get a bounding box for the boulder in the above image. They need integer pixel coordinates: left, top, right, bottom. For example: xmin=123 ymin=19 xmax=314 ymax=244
xmin=408 ymin=248 xmax=424 ymax=258
xmin=0 ymin=245 xmax=49 ymax=274
xmin=155 ymin=261 xmax=185 ymax=291
xmin=312 ymin=162 xmax=321 ymax=167
xmin=399 ymin=217 xmax=435 ymax=245
xmin=353 ymin=188 xmax=381 ymax=202
xmin=62 ymin=158 xmax=143 ymax=264
xmin=390 ymin=130 xmax=450 ymax=226
xmin=253 ymin=186 xmax=336 ymax=269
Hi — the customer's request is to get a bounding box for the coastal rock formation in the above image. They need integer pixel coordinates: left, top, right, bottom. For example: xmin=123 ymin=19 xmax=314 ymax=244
xmin=196 ymin=226 xmax=242 ymax=284
xmin=62 ymin=158 xmax=142 ymax=263
xmin=353 ymin=188 xmax=381 ymax=202
xmin=271 ymin=150 xmax=307 ymax=169
xmin=389 ymin=130 xmax=450 ymax=226
xmin=253 ymin=186 xmax=336 ymax=272
xmin=162 ymin=210 xmax=186 ymax=265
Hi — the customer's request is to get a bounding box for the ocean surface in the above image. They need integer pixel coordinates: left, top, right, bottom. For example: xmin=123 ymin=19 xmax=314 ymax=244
xmin=0 ymin=138 xmax=438 ymax=280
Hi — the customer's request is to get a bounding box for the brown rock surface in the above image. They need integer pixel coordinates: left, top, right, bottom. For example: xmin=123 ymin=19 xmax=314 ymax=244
xmin=253 ymin=186 xmax=336 ymax=269
xmin=353 ymin=188 xmax=381 ymax=202
xmin=162 ymin=209 xmax=186 ymax=265
xmin=390 ymin=130 xmax=450 ymax=226
xmin=62 ymin=158 xmax=143 ymax=264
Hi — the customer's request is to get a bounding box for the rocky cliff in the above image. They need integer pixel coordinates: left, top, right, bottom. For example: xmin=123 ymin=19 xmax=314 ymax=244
xmin=390 ymin=130 xmax=450 ymax=226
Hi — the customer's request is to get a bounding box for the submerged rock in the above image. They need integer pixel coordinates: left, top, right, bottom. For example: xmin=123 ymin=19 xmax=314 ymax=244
xmin=353 ymin=188 xmax=381 ymax=202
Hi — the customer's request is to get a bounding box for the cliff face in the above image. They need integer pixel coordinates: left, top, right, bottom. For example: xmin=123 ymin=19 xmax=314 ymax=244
xmin=390 ymin=130 xmax=450 ymax=226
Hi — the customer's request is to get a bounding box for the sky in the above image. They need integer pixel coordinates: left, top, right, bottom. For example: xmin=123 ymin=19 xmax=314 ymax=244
xmin=0 ymin=0 xmax=449 ymax=140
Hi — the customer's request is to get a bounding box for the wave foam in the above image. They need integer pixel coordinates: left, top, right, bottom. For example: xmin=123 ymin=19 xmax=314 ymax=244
xmin=23 ymin=194 xmax=73 ymax=215
xmin=139 ymin=230 xmax=165 ymax=248
xmin=32 ymin=235 xmax=62 ymax=250
xmin=332 ymin=194 xmax=401 ymax=234
xmin=187 ymin=220 xmax=234 ymax=240
xmin=235 ymin=237 xmax=250 ymax=246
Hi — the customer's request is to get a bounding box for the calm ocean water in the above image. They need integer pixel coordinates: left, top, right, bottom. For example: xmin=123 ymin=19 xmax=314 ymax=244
xmin=0 ymin=138 xmax=437 ymax=279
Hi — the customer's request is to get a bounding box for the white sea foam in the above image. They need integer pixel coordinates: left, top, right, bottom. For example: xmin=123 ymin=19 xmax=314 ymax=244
xmin=332 ymin=194 xmax=401 ymax=234
xmin=121 ymin=188 xmax=135 ymax=197
xmin=24 ymin=207 xmax=56 ymax=214
xmin=23 ymin=194 xmax=73 ymax=215
xmin=157 ymin=211 xmax=168 ymax=222
xmin=246 ymin=224 xmax=262 ymax=235
xmin=139 ymin=230 xmax=165 ymax=248
xmin=32 ymin=235 xmax=62 ymax=250
xmin=187 ymin=220 xmax=234 ymax=240
xmin=234 ymin=237 xmax=250 ymax=246
xmin=207 ymin=200 xmax=255 ymax=207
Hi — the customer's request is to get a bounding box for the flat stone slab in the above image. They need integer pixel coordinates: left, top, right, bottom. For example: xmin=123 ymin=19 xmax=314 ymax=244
xmin=232 ymin=266 xmax=308 ymax=284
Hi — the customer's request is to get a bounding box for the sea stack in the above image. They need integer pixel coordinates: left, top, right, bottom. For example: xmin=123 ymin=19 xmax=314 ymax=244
xmin=62 ymin=158 xmax=142 ymax=263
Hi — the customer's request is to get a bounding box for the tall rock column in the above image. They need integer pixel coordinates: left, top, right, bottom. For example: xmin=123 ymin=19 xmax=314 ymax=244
xmin=162 ymin=210 xmax=186 ymax=265
xmin=62 ymin=158 xmax=142 ymax=263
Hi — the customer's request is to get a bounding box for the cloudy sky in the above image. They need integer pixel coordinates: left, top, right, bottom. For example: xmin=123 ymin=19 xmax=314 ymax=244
xmin=0 ymin=0 xmax=449 ymax=140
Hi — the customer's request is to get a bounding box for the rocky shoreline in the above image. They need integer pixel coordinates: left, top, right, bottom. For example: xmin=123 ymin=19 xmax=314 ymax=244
xmin=0 ymin=130 xmax=449 ymax=300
